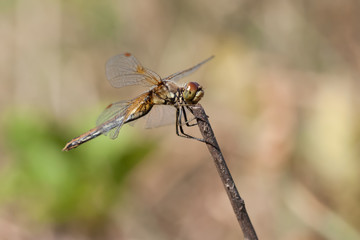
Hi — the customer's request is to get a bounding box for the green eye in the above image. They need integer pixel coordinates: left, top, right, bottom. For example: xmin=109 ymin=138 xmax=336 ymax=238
xmin=183 ymin=82 xmax=204 ymax=103
xmin=183 ymin=82 xmax=197 ymax=101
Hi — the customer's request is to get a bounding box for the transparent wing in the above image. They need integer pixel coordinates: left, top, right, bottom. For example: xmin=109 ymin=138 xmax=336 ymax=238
xmin=96 ymin=101 xmax=130 ymax=126
xmin=106 ymin=124 xmax=123 ymax=140
xmin=106 ymin=53 xmax=162 ymax=88
xmin=96 ymin=101 xmax=130 ymax=139
xmin=163 ymin=55 xmax=214 ymax=82
xmin=144 ymin=105 xmax=176 ymax=129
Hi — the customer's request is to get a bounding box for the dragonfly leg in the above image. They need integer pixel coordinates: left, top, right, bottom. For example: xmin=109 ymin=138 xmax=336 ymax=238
xmin=181 ymin=106 xmax=197 ymax=127
xmin=180 ymin=106 xmax=220 ymax=150
xmin=175 ymin=107 xmax=206 ymax=143
xmin=186 ymin=106 xmax=210 ymax=123
xmin=176 ymin=107 xmax=220 ymax=151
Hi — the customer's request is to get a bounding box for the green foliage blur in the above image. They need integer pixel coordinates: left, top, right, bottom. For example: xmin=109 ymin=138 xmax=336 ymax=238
xmin=0 ymin=109 xmax=155 ymax=230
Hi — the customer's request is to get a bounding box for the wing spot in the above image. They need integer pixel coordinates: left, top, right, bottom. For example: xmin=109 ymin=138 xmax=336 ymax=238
xmin=124 ymin=52 xmax=131 ymax=57
xmin=106 ymin=103 xmax=113 ymax=109
xmin=137 ymin=66 xmax=145 ymax=74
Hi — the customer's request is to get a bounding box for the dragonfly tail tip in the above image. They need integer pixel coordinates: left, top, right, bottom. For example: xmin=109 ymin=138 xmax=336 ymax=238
xmin=62 ymin=143 xmax=71 ymax=151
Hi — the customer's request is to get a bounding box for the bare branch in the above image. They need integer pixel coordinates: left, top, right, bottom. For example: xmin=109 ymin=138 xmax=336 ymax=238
xmin=190 ymin=104 xmax=258 ymax=240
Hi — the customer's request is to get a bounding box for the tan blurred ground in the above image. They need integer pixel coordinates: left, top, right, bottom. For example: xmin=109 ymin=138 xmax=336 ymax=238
xmin=1 ymin=0 xmax=360 ymax=239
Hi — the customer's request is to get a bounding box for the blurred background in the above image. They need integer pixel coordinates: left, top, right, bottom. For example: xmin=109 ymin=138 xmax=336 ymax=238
xmin=1 ymin=0 xmax=360 ymax=239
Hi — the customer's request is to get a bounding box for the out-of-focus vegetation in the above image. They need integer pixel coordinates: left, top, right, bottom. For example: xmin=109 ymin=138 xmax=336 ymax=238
xmin=0 ymin=110 xmax=154 ymax=235
xmin=1 ymin=0 xmax=360 ymax=239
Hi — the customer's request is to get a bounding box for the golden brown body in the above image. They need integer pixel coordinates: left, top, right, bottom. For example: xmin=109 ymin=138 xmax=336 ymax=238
xmin=63 ymin=53 xmax=212 ymax=151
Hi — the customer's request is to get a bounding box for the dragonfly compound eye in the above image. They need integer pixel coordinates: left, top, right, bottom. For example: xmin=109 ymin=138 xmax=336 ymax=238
xmin=183 ymin=82 xmax=204 ymax=103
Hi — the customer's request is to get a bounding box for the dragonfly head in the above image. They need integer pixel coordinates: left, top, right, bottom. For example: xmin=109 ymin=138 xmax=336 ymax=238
xmin=183 ymin=82 xmax=204 ymax=104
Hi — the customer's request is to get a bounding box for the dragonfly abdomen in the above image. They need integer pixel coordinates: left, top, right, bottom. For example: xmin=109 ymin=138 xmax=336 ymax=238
xmin=62 ymin=128 xmax=102 ymax=151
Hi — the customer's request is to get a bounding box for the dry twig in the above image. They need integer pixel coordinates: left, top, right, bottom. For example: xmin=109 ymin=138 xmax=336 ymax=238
xmin=190 ymin=104 xmax=258 ymax=240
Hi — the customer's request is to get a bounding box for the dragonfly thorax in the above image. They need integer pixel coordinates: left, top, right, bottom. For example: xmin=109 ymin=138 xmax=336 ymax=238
xmin=150 ymin=83 xmax=175 ymax=105
xmin=156 ymin=81 xmax=204 ymax=106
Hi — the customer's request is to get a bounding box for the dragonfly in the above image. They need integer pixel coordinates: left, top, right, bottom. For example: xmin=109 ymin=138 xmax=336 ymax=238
xmin=62 ymin=53 xmax=213 ymax=151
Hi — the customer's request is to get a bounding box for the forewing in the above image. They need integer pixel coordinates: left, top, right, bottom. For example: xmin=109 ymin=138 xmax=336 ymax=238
xmin=106 ymin=53 xmax=162 ymax=88
xmin=163 ymin=55 xmax=214 ymax=82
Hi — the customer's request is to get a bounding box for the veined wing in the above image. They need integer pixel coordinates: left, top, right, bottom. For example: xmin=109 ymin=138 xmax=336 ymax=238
xmin=96 ymin=101 xmax=131 ymax=139
xmin=144 ymin=105 xmax=176 ymax=129
xmin=106 ymin=53 xmax=162 ymax=88
xmin=96 ymin=92 xmax=154 ymax=139
xmin=144 ymin=105 xmax=196 ymax=129
xmin=163 ymin=55 xmax=214 ymax=82
xmin=62 ymin=101 xmax=131 ymax=151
